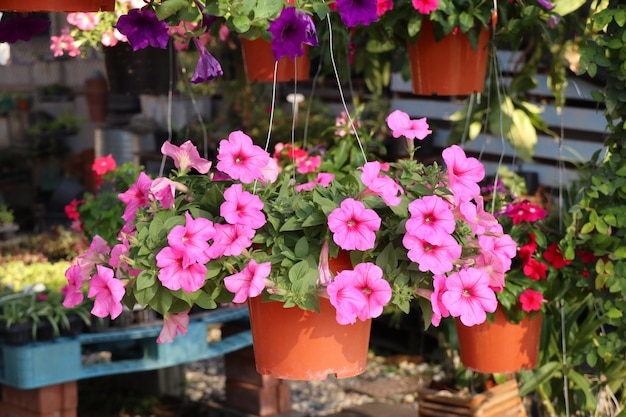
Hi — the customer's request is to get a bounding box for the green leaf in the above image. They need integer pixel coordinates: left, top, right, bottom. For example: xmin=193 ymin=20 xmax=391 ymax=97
xmin=607 ymin=307 xmax=623 ymax=319
xmin=294 ymin=237 xmax=309 ymax=259
xmin=567 ymin=369 xmax=597 ymax=410
xmin=519 ymin=362 xmax=562 ymax=396
xmin=155 ymin=0 xmax=188 ymax=20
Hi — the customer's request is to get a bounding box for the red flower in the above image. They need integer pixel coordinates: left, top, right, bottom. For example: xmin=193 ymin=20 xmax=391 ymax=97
xmin=64 ymin=199 xmax=82 ymax=221
xmin=506 ymin=200 xmax=547 ymax=225
xmin=523 ymin=258 xmax=548 ymax=281
xmin=519 ymin=289 xmax=544 ymax=312
xmin=92 ymin=154 xmax=117 ymax=176
xmin=543 ymin=243 xmax=571 ymax=269
xmin=577 ymin=250 xmax=596 ymax=263
xmin=518 ymin=233 xmax=537 ymax=260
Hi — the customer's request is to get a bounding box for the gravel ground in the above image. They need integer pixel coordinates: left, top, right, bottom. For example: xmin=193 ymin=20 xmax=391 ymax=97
xmin=184 ymin=353 xmax=443 ymax=416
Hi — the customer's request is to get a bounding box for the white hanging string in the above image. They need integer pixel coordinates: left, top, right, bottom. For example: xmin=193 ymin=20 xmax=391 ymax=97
xmin=324 ymin=15 xmax=367 ymax=164
xmin=159 ymin=42 xmax=176 ymax=177
xmin=262 ymin=60 xmax=280 ymax=154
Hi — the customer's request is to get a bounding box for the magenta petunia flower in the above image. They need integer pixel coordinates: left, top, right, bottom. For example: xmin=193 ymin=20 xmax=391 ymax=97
xmin=119 ymin=172 xmax=153 ymax=223
xmin=441 ymin=267 xmax=498 ymax=327
xmin=385 ymin=110 xmax=432 ymax=140
xmin=537 ymin=0 xmax=555 ymax=10
xmin=88 ymin=265 xmax=125 ymax=320
xmin=221 ymin=184 xmax=266 ymax=230
xmin=353 ymin=263 xmax=392 ymax=321
xmin=297 ymin=155 xmax=322 ymax=174
xmin=157 ymin=310 xmax=190 ymax=343
xmin=207 ymin=223 xmax=255 ymax=258
xmin=0 ymin=14 xmax=50 ymax=44
xmin=216 ymin=131 xmax=270 ymax=184
xmin=328 ymin=198 xmax=381 ymax=251
xmin=505 ymin=200 xmax=547 ymax=225
xmin=156 ymin=246 xmax=207 ymax=293
xmin=190 ymin=37 xmax=224 ymax=84
xmin=62 ymin=264 xmax=85 ymax=308
xmin=402 ymin=233 xmax=461 ymax=275
xmin=405 ymin=195 xmax=455 ymax=244
xmin=161 ymin=140 xmax=212 ymax=174
xmin=114 ymin=9 xmax=170 ymax=51
xmin=411 ymin=0 xmax=438 ymax=14
xmin=442 ymin=145 xmax=485 ymax=203
xmin=359 ymin=161 xmax=403 ymax=206
xmin=327 ymin=272 xmax=367 ymax=325
xmin=376 ymin=0 xmax=393 ymax=16
xmin=519 ymin=289 xmax=544 ymax=312
xmin=224 ymin=259 xmax=270 ymax=303
xmin=430 ymin=274 xmax=450 ymax=326
xmin=267 ymin=6 xmax=319 ymax=60
xmin=149 ymin=177 xmax=179 ymax=209
xmin=167 ymin=211 xmax=214 ymax=266
xmin=296 ymin=172 xmax=335 ymax=192
xmin=336 ymin=0 xmax=379 ymax=27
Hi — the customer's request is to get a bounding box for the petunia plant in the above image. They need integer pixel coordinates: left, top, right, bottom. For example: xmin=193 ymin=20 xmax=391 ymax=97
xmin=474 ymin=168 xmax=569 ymax=324
xmin=63 ymin=109 xmax=519 ymax=342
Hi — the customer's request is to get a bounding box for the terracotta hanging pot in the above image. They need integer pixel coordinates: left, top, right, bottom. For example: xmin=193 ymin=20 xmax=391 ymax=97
xmin=240 ymin=38 xmax=310 ymax=83
xmin=0 ymin=0 xmax=114 ymax=12
xmin=248 ymin=251 xmax=371 ymax=380
xmin=455 ymin=308 xmax=542 ymax=374
xmin=407 ymin=20 xmax=490 ymax=96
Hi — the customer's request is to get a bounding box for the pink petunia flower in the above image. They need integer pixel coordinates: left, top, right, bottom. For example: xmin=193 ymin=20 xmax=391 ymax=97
xmin=328 ymin=198 xmax=381 ymax=251
xmin=430 ymin=274 xmax=450 ymax=326
xmin=505 ymin=200 xmax=547 ymax=225
xmin=359 ymin=161 xmax=404 ymax=206
xmin=161 ymin=140 xmax=212 ymax=174
xmin=67 ymin=12 xmax=100 ymax=30
xmin=224 ymin=259 xmax=270 ymax=303
xmin=297 ymin=155 xmax=322 ymax=174
xmin=385 ymin=110 xmax=432 ymax=140
xmin=92 ymin=154 xmax=116 ymax=176
xmin=411 ymin=0 xmax=438 ymax=14
xmin=405 ymin=195 xmax=456 ymax=244
xmin=376 ymin=0 xmax=393 ymax=16
xmin=474 ymin=251 xmax=506 ymax=291
xmin=156 ymin=246 xmax=207 ymax=293
xmin=88 ymin=265 xmax=125 ymax=319
xmin=478 ymin=234 xmax=517 ymax=271
xmin=221 ymin=184 xmax=266 ymax=229
xmin=519 ymin=289 xmax=544 ymax=312
xmin=442 ymin=145 xmax=485 ymax=203
xmin=317 ymin=241 xmax=332 ymax=286
xmin=167 ymin=211 xmax=214 ymax=265
xmin=216 ymin=131 xmax=270 ymax=183
xmin=296 ymin=172 xmax=335 ymax=192
xmin=157 ymin=310 xmax=190 ymax=343
xmin=260 ymin=158 xmax=280 ymax=184
xmin=149 ymin=177 xmax=181 ymax=209
xmin=119 ymin=172 xmax=152 ymax=223
xmin=402 ymin=233 xmax=461 ymax=275
xmin=352 ymin=263 xmax=392 ymax=321
xmin=62 ymin=264 xmax=85 ymax=308
xmin=76 ymin=235 xmax=110 ymax=279
xmin=327 ymin=273 xmax=367 ymax=325
xmin=441 ymin=267 xmax=497 ymax=326
xmin=207 ymin=223 xmax=255 ymax=258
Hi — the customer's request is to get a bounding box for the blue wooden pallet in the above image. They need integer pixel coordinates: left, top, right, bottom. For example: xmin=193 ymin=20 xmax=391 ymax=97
xmin=0 ymin=306 xmax=252 ymax=389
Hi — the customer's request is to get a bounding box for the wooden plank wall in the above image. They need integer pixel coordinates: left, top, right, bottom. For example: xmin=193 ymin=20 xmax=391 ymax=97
xmin=389 ymin=51 xmax=608 ymax=190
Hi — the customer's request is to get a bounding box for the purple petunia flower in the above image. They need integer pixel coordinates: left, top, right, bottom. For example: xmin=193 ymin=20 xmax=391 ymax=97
xmin=114 ymin=9 xmax=170 ymax=51
xmin=267 ymin=6 xmax=318 ymax=61
xmin=0 ymin=13 xmax=50 ymax=44
xmin=190 ymin=38 xmax=223 ymax=84
xmin=537 ymin=0 xmax=555 ymax=10
xmin=336 ymin=0 xmax=378 ymax=27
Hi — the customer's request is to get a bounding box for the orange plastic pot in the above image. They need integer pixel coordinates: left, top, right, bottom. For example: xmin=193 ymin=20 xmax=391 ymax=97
xmin=407 ymin=20 xmax=490 ymax=96
xmin=0 ymin=0 xmax=114 ymax=11
xmin=240 ymin=38 xmax=310 ymax=83
xmin=248 ymin=251 xmax=371 ymax=380
xmin=455 ymin=308 xmax=542 ymax=374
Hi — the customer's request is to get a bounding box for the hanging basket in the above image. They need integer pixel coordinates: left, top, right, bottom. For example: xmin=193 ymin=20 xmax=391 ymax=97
xmin=455 ymin=308 xmax=542 ymax=374
xmin=240 ymin=38 xmax=310 ymax=83
xmin=248 ymin=251 xmax=371 ymax=380
xmin=0 ymin=0 xmax=114 ymax=12
xmin=407 ymin=20 xmax=490 ymax=96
